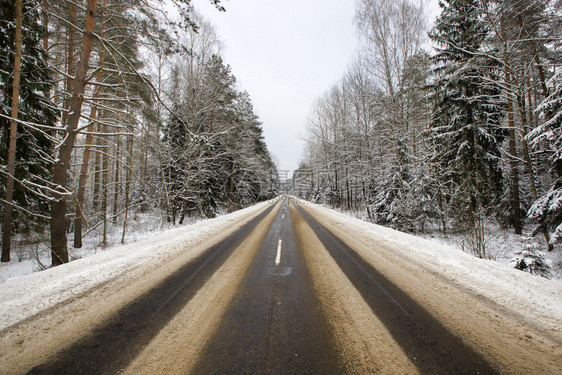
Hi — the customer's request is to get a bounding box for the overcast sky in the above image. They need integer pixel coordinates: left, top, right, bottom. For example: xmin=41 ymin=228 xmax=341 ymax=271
xmin=195 ymin=0 xmax=359 ymax=174
xmin=195 ymin=1 xmax=440 ymax=174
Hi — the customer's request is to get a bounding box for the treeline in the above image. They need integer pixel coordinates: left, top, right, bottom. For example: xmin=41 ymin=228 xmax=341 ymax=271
xmin=299 ymin=0 xmax=561 ymax=255
xmin=0 ymin=0 xmax=277 ymax=266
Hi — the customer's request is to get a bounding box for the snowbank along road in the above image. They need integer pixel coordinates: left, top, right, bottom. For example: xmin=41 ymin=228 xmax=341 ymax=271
xmin=0 ymin=197 xmax=560 ymax=374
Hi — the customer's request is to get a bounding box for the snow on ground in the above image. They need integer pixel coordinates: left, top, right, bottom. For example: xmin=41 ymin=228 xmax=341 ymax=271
xmin=1 ymin=209 xmax=199 ymax=283
xmin=0 ymin=201 xmax=270 ymax=330
xmin=331 ymin=205 xmax=562 ymax=279
xmin=306 ymin=201 xmax=562 ymax=333
xmin=421 ymin=229 xmax=562 ymax=279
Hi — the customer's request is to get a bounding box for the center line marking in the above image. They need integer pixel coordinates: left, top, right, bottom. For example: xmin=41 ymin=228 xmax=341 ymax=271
xmin=275 ymin=238 xmax=282 ymax=266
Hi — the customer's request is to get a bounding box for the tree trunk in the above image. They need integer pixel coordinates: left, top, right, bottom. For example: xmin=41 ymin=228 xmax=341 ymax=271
xmin=507 ymin=97 xmax=522 ymax=234
xmin=61 ymin=3 xmax=76 ymax=129
xmin=93 ymin=136 xmax=101 ymax=210
xmin=50 ymin=0 xmax=98 ymax=267
xmin=42 ymin=2 xmax=48 ymax=52
xmin=526 ymin=76 xmax=535 ymax=130
xmin=517 ymin=92 xmax=553 ymax=251
xmin=42 ymin=1 xmax=50 ymax=80
xmin=501 ymin=15 xmax=522 ymax=235
xmin=162 ymin=167 xmax=172 ymax=223
xmin=179 ymin=200 xmax=186 ymax=225
xmin=73 ymin=95 xmax=100 ymax=248
xmin=74 ymin=0 xmax=106 ymax=248
xmin=122 ymin=124 xmax=133 ymax=244
xmin=102 ymin=121 xmax=109 ymax=247
xmin=534 ymin=54 xmax=549 ymax=98
xmin=113 ymin=133 xmax=120 ymax=224
xmin=1 ymin=0 xmax=23 ymax=263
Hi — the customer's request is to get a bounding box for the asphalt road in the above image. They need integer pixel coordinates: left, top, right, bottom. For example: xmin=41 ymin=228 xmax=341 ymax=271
xmin=193 ymin=198 xmax=341 ymax=374
xmin=27 ymin=204 xmax=277 ymax=375
xmin=294 ymin=204 xmax=497 ymax=375
xmin=9 ymin=197 xmax=559 ymax=374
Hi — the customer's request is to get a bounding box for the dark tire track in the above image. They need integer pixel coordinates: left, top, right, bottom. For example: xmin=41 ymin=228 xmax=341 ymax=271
xmin=26 ymin=204 xmax=276 ymax=375
xmin=193 ymin=199 xmax=341 ymax=374
xmin=294 ymin=204 xmax=500 ymax=375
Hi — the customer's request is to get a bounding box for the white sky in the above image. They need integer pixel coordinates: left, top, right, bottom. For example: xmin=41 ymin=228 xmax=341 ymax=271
xmin=195 ymin=0 xmax=359 ymax=173
xmin=195 ymin=0 xmax=441 ymax=174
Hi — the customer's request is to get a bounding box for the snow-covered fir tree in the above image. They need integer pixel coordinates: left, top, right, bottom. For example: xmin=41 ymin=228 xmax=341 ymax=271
xmin=0 ymin=0 xmax=57 ymax=232
xmin=163 ymin=54 xmax=276 ymax=221
xmin=527 ymin=70 xmax=562 ymax=246
xmin=429 ymin=0 xmax=507 ymax=231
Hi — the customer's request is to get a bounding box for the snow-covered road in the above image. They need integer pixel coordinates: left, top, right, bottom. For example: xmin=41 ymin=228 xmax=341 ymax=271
xmin=300 ymin=201 xmax=561 ymax=374
xmin=0 ymin=198 xmax=560 ymax=374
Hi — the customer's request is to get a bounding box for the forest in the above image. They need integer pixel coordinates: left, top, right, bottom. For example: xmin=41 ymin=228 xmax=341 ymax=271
xmin=0 ymin=0 xmax=277 ymax=267
xmin=298 ymin=0 xmax=561 ymax=259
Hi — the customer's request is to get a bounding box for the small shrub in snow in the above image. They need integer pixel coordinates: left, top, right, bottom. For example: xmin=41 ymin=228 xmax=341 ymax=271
xmin=511 ymin=241 xmax=552 ymax=278
xmin=457 ymin=215 xmax=498 ymax=260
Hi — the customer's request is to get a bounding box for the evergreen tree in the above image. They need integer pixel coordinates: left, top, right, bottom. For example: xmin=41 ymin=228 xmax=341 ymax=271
xmin=372 ymin=138 xmax=412 ymax=230
xmin=429 ymin=0 xmax=507 ymax=231
xmin=163 ymin=54 xmax=276 ymax=221
xmin=527 ymin=70 xmax=562 ymax=246
xmin=162 ymin=101 xmax=191 ymax=223
xmin=0 ymin=0 xmax=57 ymax=233
xmin=228 ymin=91 xmax=276 ymax=206
xmin=198 ymin=54 xmax=237 ymax=216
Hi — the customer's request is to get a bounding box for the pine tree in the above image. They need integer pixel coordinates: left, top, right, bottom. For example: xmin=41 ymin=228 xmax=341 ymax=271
xmin=199 ymin=54 xmax=238 ymax=216
xmin=0 ymin=0 xmax=57 ymax=261
xmin=163 ymin=54 xmax=275 ymax=220
xmin=429 ymin=0 xmax=507 ymax=238
xmin=228 ymin=91 xmax=276 ymax=207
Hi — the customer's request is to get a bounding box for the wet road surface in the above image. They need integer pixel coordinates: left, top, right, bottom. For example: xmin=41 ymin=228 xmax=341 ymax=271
xmin=193 ymin=200 xmax=341 ymax=374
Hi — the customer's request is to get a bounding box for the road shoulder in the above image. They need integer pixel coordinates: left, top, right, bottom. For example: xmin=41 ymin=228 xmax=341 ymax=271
xmin=301 ymin=202 xmax=562 ymax=374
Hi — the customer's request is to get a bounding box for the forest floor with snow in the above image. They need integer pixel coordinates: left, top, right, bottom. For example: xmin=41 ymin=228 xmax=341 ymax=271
xmin=0 ymin=208 xmax=208 ymax=284
xmin=421 ymin=227 xmax=562 ymax=279
xmin=1 ymin=200 xmax=561 ymax=285
xmin=331 ymin=205 xmax=562 ymax=281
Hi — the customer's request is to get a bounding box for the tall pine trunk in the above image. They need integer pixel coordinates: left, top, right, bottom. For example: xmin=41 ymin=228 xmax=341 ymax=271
xmin=517 ymin=91 xmax=553 ymax=251
xmin=1 ymin=0 xmax=23 ymax=262
xmin=102 ymin=121 xmax=109 ymax=247
xmin=73 ymin=90 xmax=100 ymax=248
xmin=501 ymin=15 xmax=522 ymax=235
xmin=50 ymin=0 xmax=97 ymax=266
xmin=61 ymin=4 xmax=76 ymax=129
xmin=121 ymin=123 xmax=133 ymax=244
xmin=74 ymin=0 xmax=106 ymax=248
xmin=93 ymin=134 xmax=101 ymax=210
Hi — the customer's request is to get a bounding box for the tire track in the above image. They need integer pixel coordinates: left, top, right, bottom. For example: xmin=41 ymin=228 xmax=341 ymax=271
xmin=303 ymin=202 xmax=562 ymax=375
xmin=122 ymin=200 xmax=281 ymax=374
xmin=26 ymin=202 xmax=278 ymax=375
xmin=192 ymin=198 xmax=341 ymax=374
xmin=293 ymin=203 xmax=500 ymax=375
xmin=291 ymin=204 xmax=419 ymax=374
